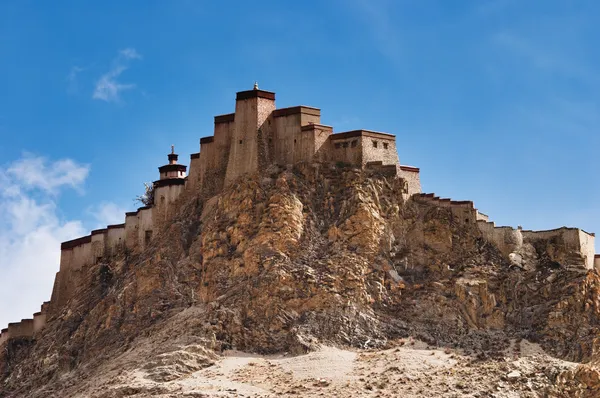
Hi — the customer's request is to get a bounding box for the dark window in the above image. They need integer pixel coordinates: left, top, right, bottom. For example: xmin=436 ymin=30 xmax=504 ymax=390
xmin=383 ymin=143 xmax=389 ymax=149
xmin=294 ymin=139 xmax=297 ymax=143
xmin=351 ymin=140 xmax=357 ymax=148
xmin=239 ymin=140 xmax=243 ymax=144
xmin=335 ymin=143 xmax=341 ymax=149
xmin=343 ymin=142 xmax=349 ymax=148
xmin=145 ymin=230 xmax=153 ymax=245
xmin=372 ymin=141 xmax=378 ymax=148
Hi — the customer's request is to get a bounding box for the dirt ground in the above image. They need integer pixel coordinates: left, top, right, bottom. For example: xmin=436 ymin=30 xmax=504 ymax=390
xmin=79 ymin=338 xmax=577 ymax=398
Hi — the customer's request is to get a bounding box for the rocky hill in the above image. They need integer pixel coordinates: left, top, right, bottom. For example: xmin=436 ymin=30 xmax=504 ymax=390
xmin=2 ymin=163 xmax=600 ymax=397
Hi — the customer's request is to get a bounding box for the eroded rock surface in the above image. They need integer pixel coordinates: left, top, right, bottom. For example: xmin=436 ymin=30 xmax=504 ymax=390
xmin=2 ymin=164 xmax=600 ymax=397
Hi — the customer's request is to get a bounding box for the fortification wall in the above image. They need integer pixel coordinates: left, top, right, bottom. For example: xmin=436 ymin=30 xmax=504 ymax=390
xmin=329 ymin=133 xmax=363 ymax=164
xmin=270 ymin=106 xmax=321 ymax=165
xmin=107 ymin=224 xmax=125 ymax=256
xmin=297 ymin=124 xmax=333 ymax=163
xmin=520 ymin=228 xmax=592 ymax=268
xmin=398 ymin=166 xmax=421 ymax=197
xmin=91 ymin=229 xmax=107 ymax=263
xmin=579 ymin=230 xmax=596 ymax=269
xmin=137 ymin=207 xmax=154 ymax=248
xmin=595 ymin=255 xmax=600 ymax=271
xmin=476 ymin=211 xmax=490 ymax=222
xmin=153 ymin=182 xmax=186 ymax=224
xmin=33 ymin=312 xmax=46 ymax=333
xmin=199 ymin=138 xmax=215 ymax=185
xmin=125 ymin=211 xmax=140 ymax=249
xmin=361 ymin=131 xmax=399 ymax=166
xmin=211 ymin=117 xmax=234 ymax=190
xmin=60 ymin=237 xmax=93 ymax=272
xmin=0 ymin=329 xmax=7 ymax=346
xmin=477 ymin=221 xmax=523 ymax=256
xmin=273 ymin=112 xmax=301 ymax=165
xmin=187 ymin=153 xmax=201 ymax=189
xmin=225 ymin=92 xmax=276 ymax=184
xmin=7 ymin=319 xmax=33 ymax=339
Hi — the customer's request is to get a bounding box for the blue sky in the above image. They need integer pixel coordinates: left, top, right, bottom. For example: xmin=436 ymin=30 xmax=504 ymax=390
xmin=0 ymin=0 xmax=599 ymax=325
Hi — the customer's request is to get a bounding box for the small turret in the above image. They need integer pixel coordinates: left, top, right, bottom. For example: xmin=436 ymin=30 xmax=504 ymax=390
xmin=158 ymin=145 xmax=187 ymax=180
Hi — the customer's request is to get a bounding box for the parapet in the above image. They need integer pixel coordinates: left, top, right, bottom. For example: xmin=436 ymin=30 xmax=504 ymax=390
xmin=214 ymin=113 xmax=235 ymax=124
xmin=236 ymin=89 xmax=275 ymax=101
xmin=398 ymin=166 xmax=421 ymax=197
xmin=300 ymin=123 xmax=332 ymax=132
xmin=154 ymin=178 xmax=186 ymax=188
xmin=7 ymin=319 xmax=34 ymax=339
xmin=61 ymin=235 xmax=92 ymax=250
xmin=273 ymin=106 xmax=320 ymax=118
xmin=399 ymin=165 xmax=420 ymax=173
xmin=330 ymin=129 xmax=396 ymax=141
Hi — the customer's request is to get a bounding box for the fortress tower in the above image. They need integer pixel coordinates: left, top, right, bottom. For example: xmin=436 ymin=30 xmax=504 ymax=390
xmin=224 ymin=83 xmax=276 ymax=184
xmin=153 ymin=146 xmax=187 ymax=220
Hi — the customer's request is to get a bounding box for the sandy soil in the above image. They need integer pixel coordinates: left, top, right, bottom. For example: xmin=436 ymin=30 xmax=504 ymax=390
xmin=77 ymin=337 xmax=577 ymax=398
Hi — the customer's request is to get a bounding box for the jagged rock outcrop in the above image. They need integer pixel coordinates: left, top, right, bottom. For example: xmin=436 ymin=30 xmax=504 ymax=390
xmin=2 ymin=163 xmax=600 ymax=397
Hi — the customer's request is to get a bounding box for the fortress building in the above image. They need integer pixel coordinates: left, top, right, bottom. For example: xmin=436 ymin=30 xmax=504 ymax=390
xmin=1 ymin=85 xmax=598 ymax=345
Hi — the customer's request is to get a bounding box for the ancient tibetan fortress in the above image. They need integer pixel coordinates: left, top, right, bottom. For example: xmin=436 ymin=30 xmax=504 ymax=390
xmin=1 ymin=86 xmax=599 ymax=345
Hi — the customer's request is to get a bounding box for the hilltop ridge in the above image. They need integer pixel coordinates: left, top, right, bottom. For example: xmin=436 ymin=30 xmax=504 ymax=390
xmin=2 ymin=88 xmax=600 ymax=397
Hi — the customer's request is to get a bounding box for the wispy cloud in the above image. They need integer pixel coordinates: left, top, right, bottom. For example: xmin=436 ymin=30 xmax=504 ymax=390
xmin=0 ymin=154 xmax=89 ymax=327
xmin=7 ymin=153 xmax=90 ymax=194
xmin=66 ymin=65 xmax=85 ymax=94
xmin=493 ymin=31 xmax=599 ymax=84
xmin=93 ymin=48 xmax=142 ymax=103
xmin=87 ymin=201 xmax=127 ymax=228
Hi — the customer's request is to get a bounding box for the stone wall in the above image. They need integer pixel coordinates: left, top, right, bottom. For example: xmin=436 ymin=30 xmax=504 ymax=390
xmin=579 ymin=230 xmax=596 ymax=269
xmin=125 ymin=211 xmax=140 ymax=249
xmin=271 ymin=106 xmax=321 ymax=165
xmin=225 ymin=90 xmax=276 ymax=184
xmin=106 ymin=224 xmax=125 ymax=256
xmin=329 ymin=132 xmax=363 ymax=164
xmin=477 ymin=221 xmax=524 ymax=256
xmin=361 ymin=131 xmax=399 ymax=166
xmin=187 ymin=152 xmax=201 ymax=190
xmin=0 ymin=302 xmax=49 ymax=345
xmin=137 ymin=207 xmax=154 ymax=248
xmin=298 ymin=123 xmax=333 ymax=163
xmin=154 ymin=180 xmax=186 ymax=223
xmin=33 ymin=312 xmax=46 ymax=333
xmin=476 ymin=211 xmax=490 ymax=222
xmin=398 ymin=166 xmax=421 ymax=197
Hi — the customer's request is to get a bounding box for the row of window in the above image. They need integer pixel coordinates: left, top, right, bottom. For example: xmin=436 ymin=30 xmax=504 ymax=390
xmin=334 ymin=140 xmax=389 ymax=149
xmin=238 ymin=138 xmax=390 ymax=150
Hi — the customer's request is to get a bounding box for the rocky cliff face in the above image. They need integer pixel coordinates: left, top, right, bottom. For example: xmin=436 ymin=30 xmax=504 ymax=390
xmin=2 ymin=163 xmax=600 ymax=397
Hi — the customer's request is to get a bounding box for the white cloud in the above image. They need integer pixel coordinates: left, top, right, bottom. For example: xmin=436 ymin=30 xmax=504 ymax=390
xmin=88 ymin=201 xmax=127 ymax=228
xmin=7 ymin=153 xmax=89 ymax=194
xmin=119 ymin=48 xmax=142 ymax=60
xmin=0 ymin=154 xmax=89 ymax=327
xmin=93 ymin=48 xmax=142 ymax=103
